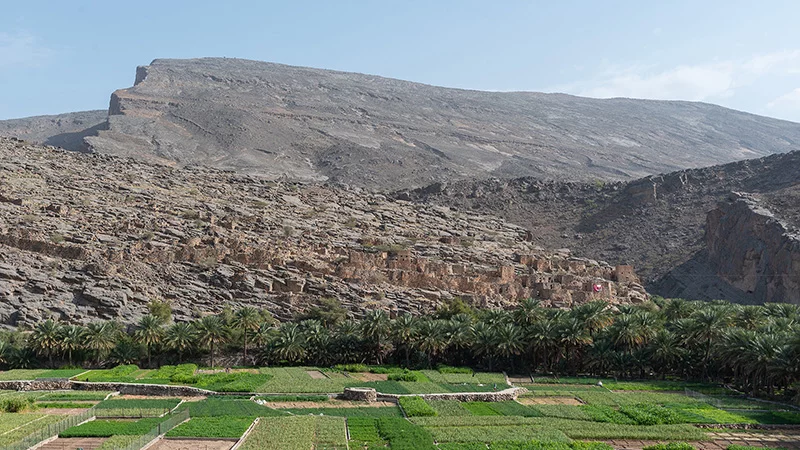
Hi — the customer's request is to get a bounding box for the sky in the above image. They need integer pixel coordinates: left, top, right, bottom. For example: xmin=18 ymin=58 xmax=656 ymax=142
xmin=1 ymin=0 xmax=800 ymax=122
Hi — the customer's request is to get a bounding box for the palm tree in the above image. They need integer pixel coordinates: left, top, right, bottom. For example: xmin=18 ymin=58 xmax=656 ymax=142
xmin=110 ymin=337 xmax=141 ymax=365
xmin=270 ymin=323 xmax=307 ymax=363
xmin=610 ymin=313 xmax=645 ymax=354
xmin=559 ymin=317 xmax=592 ymax=374
xmin=135 ymin=315 xmax=164 ymax=368
xmin=233 ymin=307 xmax=262 ymax=366
xmin=527 ymin=317 xmax=561 ymax=372
xmin=471 ymin=322 xmax=498 ymax=371
xmin=361 ymin=310 xmax=392 ymax=364
xmin=689 ymin=307 xmax=731 ymax=379
xmin=392 ymin=314 xmax=417 ymax=367
xmin=414 ymin=320 xmax=447 ymax=368
xmin=646 ymin=330 xmax=684 ymax=378
xmin=252 ymin=322 xmax=276 ymax=349
xmin=60 ymin=325 xmax=86 ymax=367
xmin=0 ymin=340 xmax=9 ymax=367
xmin=29 ymin=319 xmax=61 ymax=368
xmin=84 ymin=322 xmax=120 ymax=365
xmin=572 ymin=301 xmax=613 ymax=335
xmin=735 ymin=305 xmax=766 ymax=330
xmin=165 ymin=322 xmax=196 ymax=363
xmin=514 ymin=298 xmax=544 ymax=326
xmin=194 ymin=315 xmax=230 ymax=368
xmin=494 ymin=322 xmax=525 ymax=373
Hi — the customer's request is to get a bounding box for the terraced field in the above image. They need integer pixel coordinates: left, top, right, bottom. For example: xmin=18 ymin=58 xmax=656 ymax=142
xmin=0 ymin=369 xmax=799 ymax=449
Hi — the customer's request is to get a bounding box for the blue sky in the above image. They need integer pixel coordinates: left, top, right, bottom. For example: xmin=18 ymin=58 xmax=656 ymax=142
xmin=2 ymin=0 xmax=800 ymax=122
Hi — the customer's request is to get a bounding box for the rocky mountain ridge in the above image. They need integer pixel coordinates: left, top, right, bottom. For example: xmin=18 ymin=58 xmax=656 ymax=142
xmin=3 ymin=58 xmax=800 ymax=189
xmin=399 ymin=150 xmax=800 ymax=304
xmin=0 ymin=137 xmax=647 ymax=327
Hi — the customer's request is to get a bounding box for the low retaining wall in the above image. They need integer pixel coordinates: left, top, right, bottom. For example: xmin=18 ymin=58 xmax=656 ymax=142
xmin=0 ymin=379 xmax=72 ymax=391
xmin=71 ymin=381 xmax=215 ymax=397
xmin=341 ymin=388 xmax=378 ymax=402
xmin=378 ymin=387 xmax=525 ymax=402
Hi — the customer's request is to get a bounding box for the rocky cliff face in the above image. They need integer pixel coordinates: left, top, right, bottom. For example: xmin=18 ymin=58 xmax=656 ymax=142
xmin=704 ymin=193 xmax=800 ymax=304
xmin=0 ymin=137 xmax=647 ymax=327
xmin=4 ymin=58 xmax=800 ymax=189
xmin=399 ymin=151 xmax=800 ymax=303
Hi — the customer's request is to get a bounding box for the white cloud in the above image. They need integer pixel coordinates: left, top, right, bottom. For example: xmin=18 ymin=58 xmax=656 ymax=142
xmin=0 ymin=31 xmax=53 ymax=69
xmin=553 ymin=50 xmax=800 ymax=103
xmin=767 ymin=88 xmax=800 ymax=109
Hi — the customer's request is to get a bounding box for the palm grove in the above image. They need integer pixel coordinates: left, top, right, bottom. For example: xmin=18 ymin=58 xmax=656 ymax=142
xmin=3 ymin=297 xmax=800 ymax=399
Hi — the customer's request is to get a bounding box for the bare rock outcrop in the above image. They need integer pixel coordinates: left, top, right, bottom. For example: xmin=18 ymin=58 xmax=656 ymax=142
xmin=0 ymin=137 xmax=646 ymax=327
xmin=705 ymin=193 xmax=800 ymax=304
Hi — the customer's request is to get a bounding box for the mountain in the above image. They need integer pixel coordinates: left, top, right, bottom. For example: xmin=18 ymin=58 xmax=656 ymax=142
xmin=3 ymin=58 xmax=800 ymax=189
xmin=0 ymin=110 xmax=107 ymax=152
xmin=0 ymin=137 xmax=647 ymax=327
xmin=398 ymin=150 xmax=800 ymax=304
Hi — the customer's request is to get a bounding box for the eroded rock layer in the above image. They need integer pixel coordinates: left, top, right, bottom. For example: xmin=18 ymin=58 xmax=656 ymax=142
xmin=0 ymin=137 xmax=646 ymax=327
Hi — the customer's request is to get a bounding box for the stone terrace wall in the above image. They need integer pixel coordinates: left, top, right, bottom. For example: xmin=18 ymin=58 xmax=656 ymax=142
xmin=378 ymin=387 xmax=524 ymax=402
xmin=71 ymin=381 xmax=214 ymax=397
xmin=0 ymin=379 xmax=72 ymax=391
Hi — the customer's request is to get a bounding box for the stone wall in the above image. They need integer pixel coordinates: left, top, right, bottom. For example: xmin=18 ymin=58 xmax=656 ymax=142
xmin=378 ymin=387 xmax=524 ymax=402
xmin=0 ymin=379 xmax=72 ymax=391
xmin=71 ymin=381 xmax=214 ymax=397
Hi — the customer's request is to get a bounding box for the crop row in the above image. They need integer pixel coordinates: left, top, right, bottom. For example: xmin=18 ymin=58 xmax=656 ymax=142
xmin=179 ymin=398 xmax=286 ymax=417
xmin=0 ymin=415 xmax=66 ymax=447
xmin=239 ymin=416 xmax=346 ymax=450
xmin=280 ymin=406 xmax=402 ymax=417
xmin=399 ymin=396 xmax=437 ymax=417
xmin=166 ymin=416 xmax=255 ymax=438
xmin=59 ymin=417 xmax=167 ymax=437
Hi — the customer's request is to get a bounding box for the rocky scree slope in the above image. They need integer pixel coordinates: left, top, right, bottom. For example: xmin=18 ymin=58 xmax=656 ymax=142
xmin=6 ymin=58 xmax=800 ymax=189
xmin=398 ymin=150 xmax=800 ymax=304
xmin=0 ymin=137 xmax=646 ymax=327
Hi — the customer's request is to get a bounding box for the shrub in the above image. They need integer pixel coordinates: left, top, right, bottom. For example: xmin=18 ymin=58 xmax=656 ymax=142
xmin=170 ymin=363 xmax=199 ymax=383
xmin=438 ymin=366 xmax=473 ymax=374
xmin=0 ymin=397 xmax=32 ymax=412
xmin=334 ymin=363 xmax=368 ymax=372
xmin=399 ymin=396 xmax=438 ymax=417
xmin=388 ymin=369 xmax=424 ymax=382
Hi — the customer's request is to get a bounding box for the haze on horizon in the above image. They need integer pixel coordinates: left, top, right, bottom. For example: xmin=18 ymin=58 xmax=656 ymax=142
xmin=1 ymin=0 xmax=799 ymax=122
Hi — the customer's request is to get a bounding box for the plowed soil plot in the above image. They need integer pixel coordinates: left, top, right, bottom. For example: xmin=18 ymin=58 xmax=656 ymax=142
xmin=354 ymin=372 xmax=388 ymax=382
xmin=150 ymin=438 xmax=236 ymax=450
xmin=518 ymin=396 xmax=583 ymax=405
